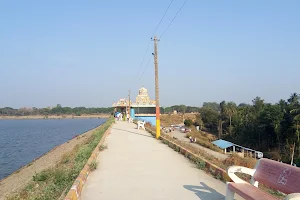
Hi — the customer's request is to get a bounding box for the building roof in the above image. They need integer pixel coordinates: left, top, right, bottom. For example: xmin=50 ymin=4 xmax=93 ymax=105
xmin=211 ymin=139 xmax=263 ymax=158
xmin=211 ymin=139 xmax=234 ymax=149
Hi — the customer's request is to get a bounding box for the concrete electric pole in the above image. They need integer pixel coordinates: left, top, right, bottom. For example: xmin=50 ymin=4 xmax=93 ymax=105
xmin=153 ymin=36 xmax=160 ymax=139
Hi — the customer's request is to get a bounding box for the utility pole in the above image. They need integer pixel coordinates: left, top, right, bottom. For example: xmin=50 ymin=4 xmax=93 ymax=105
xmin=153 ymin=36 xmax=160 ymax=139
xmin=128 ymin=89 xmax=131 ymax=116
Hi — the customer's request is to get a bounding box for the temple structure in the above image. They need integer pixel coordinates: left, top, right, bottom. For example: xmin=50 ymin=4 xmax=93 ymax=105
xmin=112 ymin=87 xmax=157 ymax=125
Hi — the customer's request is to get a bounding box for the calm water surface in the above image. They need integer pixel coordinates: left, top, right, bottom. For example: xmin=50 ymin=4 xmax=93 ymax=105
xmin=0 ymin=118 xmax=107 ymax=180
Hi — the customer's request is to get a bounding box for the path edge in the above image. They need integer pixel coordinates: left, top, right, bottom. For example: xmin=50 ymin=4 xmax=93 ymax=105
xmin=64 ymin=123 xmax=113 ymax=200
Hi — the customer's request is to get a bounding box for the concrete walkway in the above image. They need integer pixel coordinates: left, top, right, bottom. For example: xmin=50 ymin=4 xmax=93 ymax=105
xmin=82 ymin=121 xmax=240 ymax=200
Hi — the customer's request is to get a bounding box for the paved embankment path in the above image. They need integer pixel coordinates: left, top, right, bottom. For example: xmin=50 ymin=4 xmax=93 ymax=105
xmin=82 ymin=121 xmax=240 ymax=200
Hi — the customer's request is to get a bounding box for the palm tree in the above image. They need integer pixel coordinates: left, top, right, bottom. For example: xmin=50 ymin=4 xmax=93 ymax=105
xmin=218 ymin=101 xmax=226 ymax=137
xmin=290 ymin=108 xmax=300 ymax=164
xmin=288 ymin=93 xmax=299 ymax=105
xmin=224 ymin=102 xmax=237 ymax=135
xmin=290 ymin=109 xmax=300 ymax=141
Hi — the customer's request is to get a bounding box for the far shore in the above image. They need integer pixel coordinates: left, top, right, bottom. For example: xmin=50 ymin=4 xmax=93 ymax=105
xmin=0 ymin=114 xmax=111 ymax=120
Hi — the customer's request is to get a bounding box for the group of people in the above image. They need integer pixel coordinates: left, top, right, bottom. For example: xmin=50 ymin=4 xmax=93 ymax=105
xmin=114 ymin=112 xmax=123 ymax=121
xmin=114 ymin=111 xmax=132 ymax=123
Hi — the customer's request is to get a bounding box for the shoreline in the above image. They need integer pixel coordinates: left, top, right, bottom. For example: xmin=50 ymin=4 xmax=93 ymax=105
xmin=0 ymin=122 xmax=107 ymax=200
xmin=0 ymin=114 xmax=110 ymax=120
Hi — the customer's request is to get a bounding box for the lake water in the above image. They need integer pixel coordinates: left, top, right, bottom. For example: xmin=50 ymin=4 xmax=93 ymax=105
xmin=0 ymin=118 xmax=107 ymax=180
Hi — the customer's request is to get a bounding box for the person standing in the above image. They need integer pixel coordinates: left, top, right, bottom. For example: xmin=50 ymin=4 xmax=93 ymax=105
xmin=127 ymin=112 xmax=130 ymax=122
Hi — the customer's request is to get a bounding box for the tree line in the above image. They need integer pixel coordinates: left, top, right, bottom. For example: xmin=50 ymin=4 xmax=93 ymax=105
xmin=197 ymin=93 xmax=300 ymax=165
xmin=162 ymin=105 xmax=199 ymax=114
xmin=0 ymin=104 xmax=114 ymax=116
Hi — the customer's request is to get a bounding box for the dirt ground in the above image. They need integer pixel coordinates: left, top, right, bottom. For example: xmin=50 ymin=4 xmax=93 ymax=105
xmin=0 ymin=125 xmax=103 ymax=200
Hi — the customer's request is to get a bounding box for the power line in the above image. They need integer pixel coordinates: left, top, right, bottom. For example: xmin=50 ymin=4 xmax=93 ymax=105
xmin=134 ymin=39 xmax=151 ymax=80
xmin=160 ymin=0 xmax=188 ymax=39
xmin=139 ymin=56 xmax=152 ymax=81
xmin=151 ymin=0 xmax=175 ymax=37
xmin=135 ymin=0 xmax=175 ymax=82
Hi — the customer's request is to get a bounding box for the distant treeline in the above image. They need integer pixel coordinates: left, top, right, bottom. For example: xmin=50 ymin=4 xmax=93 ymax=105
xmin=162 ymin=105 xmax=199 ymax=114
xmin=0 ymin=104 xmax=114 ymax=116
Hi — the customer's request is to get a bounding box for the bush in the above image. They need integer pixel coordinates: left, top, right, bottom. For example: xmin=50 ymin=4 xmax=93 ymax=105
xmin=195 ymin=159 xmax=206 ymax=169
xmin=184 ymin=119 xmax=193 ymax=127
xmin=89 ymin=160 xmax=98 ymax=171
xmin=33 ymin=170 xmax=49 ymax=182
xmin=99 ymin=145 xmax=108 ymax=151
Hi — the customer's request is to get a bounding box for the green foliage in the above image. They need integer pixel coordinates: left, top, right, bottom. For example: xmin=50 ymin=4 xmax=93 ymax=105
xmin=198 ymin=93 xmax=300 ymax=163
xmin=179 ymin=105 xmax=187 ymax=114
xmin=33 ymin=170 xmax=49 ymax=182
xmin=195 ymin=159 xmax=206 ymax=169
xmin=184 ymin=119 xmax=193 ymax=127
xmin=89 ymin=160 xmax=98 ymax=171
xmin=202 ymin=102 xmax=220 ymax=112
xmin=99 ymin=144 xmax=108 ymax=151
xmin=199 ymin=107 xmax=219 ymax=131
xmin=162 ymin=105 xmax=199 ymax=114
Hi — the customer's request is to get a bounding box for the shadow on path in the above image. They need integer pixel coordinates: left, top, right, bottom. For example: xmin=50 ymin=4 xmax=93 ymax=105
xmin=111 ymin=127 xmax=154 ymax=138
xmin=184 ymin=182 xmax=225 ymax=200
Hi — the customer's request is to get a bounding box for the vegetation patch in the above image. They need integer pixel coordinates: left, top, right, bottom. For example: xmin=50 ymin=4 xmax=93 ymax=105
xmin=88 ymin=160 xmax=98 ymax=171
xmin=99 ymin=144 xmax=108 ymax=151
xmin=7 ymin=118 xmax=113 ymax=200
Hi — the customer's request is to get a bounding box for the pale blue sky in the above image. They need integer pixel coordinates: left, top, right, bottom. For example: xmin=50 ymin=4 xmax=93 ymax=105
xmin=0 ymin=0 xmax=299 ymax=108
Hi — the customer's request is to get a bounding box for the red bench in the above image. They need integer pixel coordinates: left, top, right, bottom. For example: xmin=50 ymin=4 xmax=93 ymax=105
xmin=226 ymin=158 xmax=300 ymax=200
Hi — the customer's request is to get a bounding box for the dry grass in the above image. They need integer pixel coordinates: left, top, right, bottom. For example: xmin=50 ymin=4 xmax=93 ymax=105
xmin=160 ymin=114 xmax=183 ymax=126
xmin=223 ymin=153 xmax=256 ymax=169
xmin=160 ymin=113 xmax=197 ymax=127
xmin=186 ymin=129 xmax=222 ymax=152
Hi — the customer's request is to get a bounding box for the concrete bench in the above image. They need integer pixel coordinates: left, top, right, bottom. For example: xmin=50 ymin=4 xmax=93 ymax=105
xmin=226 ymin=158 xmax=300 ymax=200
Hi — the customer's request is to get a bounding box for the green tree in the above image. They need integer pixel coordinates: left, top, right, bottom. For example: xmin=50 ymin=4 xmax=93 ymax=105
xmin=179 ymin=105 xmax=187 ymax=114
xmin=224 ymin=102 xmax=237 ymax=135
xmin=202 ymin=102 xmax=220 ymax=112
xmin=199 ymin=107 xmax=219 ymax=131
xmin=184 ymin=119 xmax=193 ymax=127
xmin=218 ymin=101 xmax=226 ymax=138
xmin=290 ymin=108 xmax=300 ymax=162
xmin=164 ymin=107 xmax=172 ymax=114
xmin=260 ymin=104 xmax=284 ymax=151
